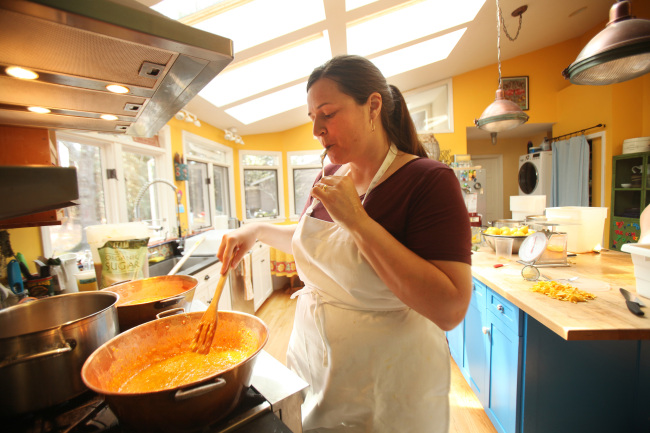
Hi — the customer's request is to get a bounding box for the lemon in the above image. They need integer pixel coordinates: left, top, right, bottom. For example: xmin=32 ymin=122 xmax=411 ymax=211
xmin=500 ymin=227 xmax=512 ymax=236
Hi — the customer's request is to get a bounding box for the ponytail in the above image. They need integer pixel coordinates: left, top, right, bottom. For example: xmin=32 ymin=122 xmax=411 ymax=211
xmin=385 ymin=85 xmax=428 ymax=158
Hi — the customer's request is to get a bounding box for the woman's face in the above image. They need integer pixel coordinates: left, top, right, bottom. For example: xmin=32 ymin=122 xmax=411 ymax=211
xmin=307 ymin=78 xmax=371 ymax=164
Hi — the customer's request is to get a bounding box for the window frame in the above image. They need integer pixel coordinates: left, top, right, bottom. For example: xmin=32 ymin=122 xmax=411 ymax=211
xmin=182 ymin=131 xmax=236 ymax=232
xmin=41 ymin=128 xmax=174 ymax=257
xmin=239 ymin=149 xmax=285 ymax=223
xmin=287 ymin=149 xmax=325 ymax=220
xmin=403 ymin=78 xmax=454 ymax=134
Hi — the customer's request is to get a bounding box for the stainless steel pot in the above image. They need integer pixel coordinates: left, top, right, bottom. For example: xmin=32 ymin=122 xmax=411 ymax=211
xmin=102 ymin=275 xmax=198 ymax=331
xmin=82 ymin=311 xmax=268 ymax=432
xmin=0 ymin=291 xmax=119 ymax=417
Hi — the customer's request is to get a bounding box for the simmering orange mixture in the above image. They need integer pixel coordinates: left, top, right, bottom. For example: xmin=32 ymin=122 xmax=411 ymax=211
xmin=117 ymin=328 xmax=258 ymax=393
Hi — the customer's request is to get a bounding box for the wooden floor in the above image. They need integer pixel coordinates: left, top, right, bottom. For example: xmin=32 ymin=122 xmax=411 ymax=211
xmin=256 ymin=290 xmax=497 ymax=433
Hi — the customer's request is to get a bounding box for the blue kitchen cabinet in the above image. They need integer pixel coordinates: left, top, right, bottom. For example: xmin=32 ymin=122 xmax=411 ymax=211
xmin=485 ymin=289 xmax=523 ymax=433
xmin=464 ymin=278 xmax=490 ymax=407
xmin=460 ymin=276 xmax=650 ymax=433
xmin=455 ymin=278 xmax=522 ymax=433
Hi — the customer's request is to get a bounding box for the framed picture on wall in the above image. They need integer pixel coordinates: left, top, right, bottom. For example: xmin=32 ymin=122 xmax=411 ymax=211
xmin=502 ymin=76 xmax=529 ymax=111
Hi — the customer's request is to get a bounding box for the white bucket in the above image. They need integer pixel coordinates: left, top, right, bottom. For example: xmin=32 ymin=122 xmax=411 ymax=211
xmin=621 ymin=243 xmax=650 ymax=299
xmin=545 ymin=207 xmax=608 ymax=253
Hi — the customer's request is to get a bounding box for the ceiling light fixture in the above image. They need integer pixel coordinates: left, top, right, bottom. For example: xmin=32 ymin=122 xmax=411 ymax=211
xmin=175 ymin=109 xmax=201 ymax=127
xmin=475 ymin=1 xmax=529 ymax=145
xmin=27 ymin=106 xmax=50 ymax=114
xmin=106 ymin=84 xmax=130 ymax=94
xmin=100 ymin=114 xmax=118 ymax=121
xmin=224 ymin=128 xmax=244 ymax=145
xmin=6 ymin=66 xmax=38 ymax=80
xmin=562 ymin=1 xmax=650 ymax=85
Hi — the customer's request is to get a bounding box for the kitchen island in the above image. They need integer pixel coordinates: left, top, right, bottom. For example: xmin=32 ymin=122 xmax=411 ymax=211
xmin=450 ymin=247 xmax=650 ymax=433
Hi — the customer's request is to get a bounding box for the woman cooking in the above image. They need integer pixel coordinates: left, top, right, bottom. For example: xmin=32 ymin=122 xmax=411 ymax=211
xmin=217 ymin=55 xmax=472 ymax=432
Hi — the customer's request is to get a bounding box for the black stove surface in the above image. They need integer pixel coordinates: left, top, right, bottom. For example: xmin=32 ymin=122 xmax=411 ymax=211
xmin=4 ymin=387 xmax=290 ymax=433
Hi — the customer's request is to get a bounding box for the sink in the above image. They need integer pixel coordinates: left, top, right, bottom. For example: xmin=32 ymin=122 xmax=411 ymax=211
xmin=148 ymin=255 xmax=219 ymax=277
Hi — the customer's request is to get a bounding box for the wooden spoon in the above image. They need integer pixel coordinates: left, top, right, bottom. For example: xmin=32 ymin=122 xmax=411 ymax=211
xmin=190 ymin=262 xmax=230 ymax=354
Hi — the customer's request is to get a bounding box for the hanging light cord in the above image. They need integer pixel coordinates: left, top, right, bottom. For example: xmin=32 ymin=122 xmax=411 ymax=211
xmin=496 ymin=0 xmax=525 ymax=88
xmin=496 ymin=0 xmax=503 ymax=88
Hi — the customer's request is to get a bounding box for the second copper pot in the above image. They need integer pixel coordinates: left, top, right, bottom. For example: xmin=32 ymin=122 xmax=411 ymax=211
xmin=102 ymin=275 xmax=197 ymax=331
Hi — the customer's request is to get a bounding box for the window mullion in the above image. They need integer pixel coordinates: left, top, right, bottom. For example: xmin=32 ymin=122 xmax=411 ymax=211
xmin=102 ymin=143 xmax=121 ymax=224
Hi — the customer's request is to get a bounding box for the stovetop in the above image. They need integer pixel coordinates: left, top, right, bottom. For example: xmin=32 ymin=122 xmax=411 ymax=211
xmin=4 ymin=386 xmax=291 ymax=433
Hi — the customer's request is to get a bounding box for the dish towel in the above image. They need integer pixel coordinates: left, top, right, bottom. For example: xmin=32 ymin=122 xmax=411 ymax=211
xmin=242 ymin=253 xmax=254 ymax=301
xmin=551 ymin=136 xmax=590 ymax=207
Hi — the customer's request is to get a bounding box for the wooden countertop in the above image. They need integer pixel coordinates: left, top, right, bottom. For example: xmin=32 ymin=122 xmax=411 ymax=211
xmin=471 ymin=247 xmax=650 ymax=341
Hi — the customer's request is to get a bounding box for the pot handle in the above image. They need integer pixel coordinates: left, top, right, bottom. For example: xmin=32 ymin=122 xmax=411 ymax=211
xmin=0 ymin=340 xmax=74 ymax=369
xmin=174 ymin=378 xmax=226 ymax=401
xmin=156 ymin=308 xmax=185 ymax=319
xmin=154 ymin=295 xmax=184 ymax=309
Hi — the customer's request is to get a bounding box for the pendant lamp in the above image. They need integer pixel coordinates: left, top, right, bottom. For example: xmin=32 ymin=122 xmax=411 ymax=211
xmin=563 ymin=1 xmax=650 ymax=85
xmin=475 ymin=0 xmax=529 ymax=144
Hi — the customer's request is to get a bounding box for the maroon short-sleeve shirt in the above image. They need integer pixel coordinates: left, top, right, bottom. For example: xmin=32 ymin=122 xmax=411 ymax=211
xmin=302 ymin=158 xmax=472 ymax=265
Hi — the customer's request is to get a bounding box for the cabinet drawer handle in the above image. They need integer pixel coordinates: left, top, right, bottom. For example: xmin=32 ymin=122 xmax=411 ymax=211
xmin=482 ymin=327 xmax=489 ymax=335
xmin=204 ymin=275 xmax=210 ymax=280
xmin=497 ymin=304 xmax=504 ymax=312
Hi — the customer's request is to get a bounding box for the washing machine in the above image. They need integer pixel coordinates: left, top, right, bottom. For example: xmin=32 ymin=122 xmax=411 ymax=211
xmin=518 ymin=151 xmax=553 ymax=205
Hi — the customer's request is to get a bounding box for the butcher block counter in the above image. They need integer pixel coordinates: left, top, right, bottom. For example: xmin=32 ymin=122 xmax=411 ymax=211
xmin=470 ymin=247 xmax=650 ymax=341
xmin=451 ymin=247 xmax=650 ymax=433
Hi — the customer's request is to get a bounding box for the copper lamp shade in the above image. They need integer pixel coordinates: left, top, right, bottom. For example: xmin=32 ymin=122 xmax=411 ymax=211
xmin=563 ymin=1 xmax=650 ymax=85
xmin=475 ymin=88 xmax=529 ymax=133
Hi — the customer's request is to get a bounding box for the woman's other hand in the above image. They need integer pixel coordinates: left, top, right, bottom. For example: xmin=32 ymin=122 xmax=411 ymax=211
xmin=311 ymin=175 xmax=369 ymax=230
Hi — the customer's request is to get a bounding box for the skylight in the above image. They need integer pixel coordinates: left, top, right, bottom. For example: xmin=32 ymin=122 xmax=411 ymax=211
xmin=372 ymin=28 xmax=467 ymax=77
xmin=199 ymin=33 xmax=331 ymax=107
xmin=192 ymin=0 xmax=326 ymax=53
xmin=346 ymin=0 xmax=379 ymax=11
xmin=347 ymin=0 xmax=484 ymax=56
xmin=225 ymin=82 xmax=307 ymax=125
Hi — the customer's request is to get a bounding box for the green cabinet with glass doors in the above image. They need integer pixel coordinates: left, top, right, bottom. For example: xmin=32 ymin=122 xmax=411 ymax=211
xmin=610 ymin=151 xmax=650 ymax=251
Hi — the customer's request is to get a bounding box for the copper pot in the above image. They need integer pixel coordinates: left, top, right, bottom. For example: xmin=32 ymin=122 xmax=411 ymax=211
xmin=81 ymin=311 xmax=268 ymax=432
xmin=102 ymin=275 xmax=198 ymax=331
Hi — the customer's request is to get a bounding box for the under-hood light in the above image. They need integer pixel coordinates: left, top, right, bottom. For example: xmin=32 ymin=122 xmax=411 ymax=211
xmin=106 ymin=84 xmax=130 ymax=94
xmin=27 ymin=106 xmax=50 ymax=114
xmin=6 ymin=66 xmax=38 ymax=80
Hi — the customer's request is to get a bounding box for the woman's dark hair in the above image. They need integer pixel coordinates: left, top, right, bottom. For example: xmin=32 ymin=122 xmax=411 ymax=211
xmin=307 ymin=55 xmax=427 ymax=158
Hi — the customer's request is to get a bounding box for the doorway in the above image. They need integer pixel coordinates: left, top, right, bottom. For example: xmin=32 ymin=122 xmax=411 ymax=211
xmin=472 ymin=154 xmax=503 ymax=224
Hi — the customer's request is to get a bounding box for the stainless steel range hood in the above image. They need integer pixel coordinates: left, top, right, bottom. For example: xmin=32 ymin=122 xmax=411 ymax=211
xmin=0 ymin=0 xmax=234 ymax=137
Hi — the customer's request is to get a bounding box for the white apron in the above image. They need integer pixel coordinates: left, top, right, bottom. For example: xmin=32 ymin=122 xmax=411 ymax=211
xmin=288 ymin=145 xmax=451 ymax=433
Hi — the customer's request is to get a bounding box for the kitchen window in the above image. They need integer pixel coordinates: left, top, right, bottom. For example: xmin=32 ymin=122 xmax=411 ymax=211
xmin=240 ymin=151 xmax=284 ymax=221
xmin=404 ymin=78 xmax=454 ymax=134
xmin=183 ymin=132 xmax=235 ymax=232
xmin=42 ymin=130 xmax=174 ymax=257
xmin=287 ymin=150 xmax=329 ymax=219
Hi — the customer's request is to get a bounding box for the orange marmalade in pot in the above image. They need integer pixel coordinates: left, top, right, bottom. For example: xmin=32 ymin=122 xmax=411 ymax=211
xmin=111 ymin=327 xmax=258 ymax=393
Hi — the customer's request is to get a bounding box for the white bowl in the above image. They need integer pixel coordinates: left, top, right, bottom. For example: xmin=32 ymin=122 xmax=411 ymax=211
xmin=621 ymin=183 xmax=632 ymax=188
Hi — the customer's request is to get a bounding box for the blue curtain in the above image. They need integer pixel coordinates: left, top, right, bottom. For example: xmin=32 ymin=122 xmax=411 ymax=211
xmin=551 ymin=135 xmax=590 ymax=207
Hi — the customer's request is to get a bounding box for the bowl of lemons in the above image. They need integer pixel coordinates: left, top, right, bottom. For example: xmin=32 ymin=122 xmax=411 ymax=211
xmin=482 ymin=225 xmax=536 ymax=254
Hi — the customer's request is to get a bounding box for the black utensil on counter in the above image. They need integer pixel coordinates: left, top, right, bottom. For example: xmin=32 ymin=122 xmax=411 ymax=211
xmin=620 ymin=288 xmax=645 ymax=316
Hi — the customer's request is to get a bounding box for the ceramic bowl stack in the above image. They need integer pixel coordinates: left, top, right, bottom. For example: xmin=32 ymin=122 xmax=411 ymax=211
xmin=623 ymin=137 xmax=650 ymax=154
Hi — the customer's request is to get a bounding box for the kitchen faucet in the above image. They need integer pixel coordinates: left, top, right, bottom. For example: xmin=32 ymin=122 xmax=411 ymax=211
xmin=134 ymin=179 xmax=183 ymax=250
